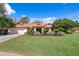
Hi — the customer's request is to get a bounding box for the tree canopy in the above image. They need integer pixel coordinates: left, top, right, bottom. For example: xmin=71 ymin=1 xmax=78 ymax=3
xmin=0 ymin=3 xmax=15 ymax=35
xmin=0 ymin=3 xmax=15 ymax=28
xmin=0 ymin=16 xmax=15 ymax=28
xmin=53 ymin=18 xmax=76 ymax=30
xmin=19 ymin=16 xmax=30 ymax=23
xmin=0 ymin=3 xmax=7 ymax=16
xmin=32 ymin=20 xmax=42 ymax=23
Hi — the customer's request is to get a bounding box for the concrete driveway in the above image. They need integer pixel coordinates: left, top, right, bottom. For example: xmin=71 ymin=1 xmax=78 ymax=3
xmin=0 ymin=34 xmax=21 ymax=43
xmin=0 ymin=52 xmax=21 ymax=56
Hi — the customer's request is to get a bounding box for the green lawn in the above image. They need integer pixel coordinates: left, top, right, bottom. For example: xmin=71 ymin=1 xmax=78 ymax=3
xmin=0 ymin=33 xmax=79 ymax=56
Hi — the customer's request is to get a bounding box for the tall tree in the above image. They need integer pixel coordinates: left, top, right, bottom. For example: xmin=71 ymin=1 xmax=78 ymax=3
xmin=32 ymin=20 xmax=42 ymax=23
xmin=19 ymin=16 xmax=29 ymax=23
xmin=0 ymin=3 xmax=6 ymax=16
xmin=0 ymin=3 xmax=15 ymax=35
xmin=53 ymin=18 xmax=76 ymax=31
xmin=75 ymin=20 xmax=79 ymax=27
xmin=0 ymin=16 xmax=15 ymax=34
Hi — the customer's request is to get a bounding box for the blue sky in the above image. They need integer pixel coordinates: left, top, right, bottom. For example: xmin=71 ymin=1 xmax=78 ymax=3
xmin=8 ymin=3 xmax=79 ymax=23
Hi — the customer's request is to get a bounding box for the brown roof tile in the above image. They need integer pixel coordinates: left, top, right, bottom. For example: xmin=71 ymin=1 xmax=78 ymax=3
xmin=16 ymin=23 xmax=54 ymax=28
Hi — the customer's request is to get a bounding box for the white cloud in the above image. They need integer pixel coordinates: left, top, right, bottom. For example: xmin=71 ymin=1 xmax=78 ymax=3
xmin=3 ymin=3 xmax=16 ymax=15
xmin=30 ymin=18 xmax=42 ymax=23
xmin=30 ymin=17 xmax=57 ymax=23
xmin=42 ymin=17 xmax=57 ymax=24
xmin=22 ymin=15 xmax=26 ymax=17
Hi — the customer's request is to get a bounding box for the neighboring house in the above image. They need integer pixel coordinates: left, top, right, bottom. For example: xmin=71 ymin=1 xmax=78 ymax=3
xmin=8 ymin=23 xmax=54 ymax=34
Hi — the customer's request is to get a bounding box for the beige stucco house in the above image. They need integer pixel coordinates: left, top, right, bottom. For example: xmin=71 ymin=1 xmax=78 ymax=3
xmin=8 ymin=23 xmax=54 ymax=35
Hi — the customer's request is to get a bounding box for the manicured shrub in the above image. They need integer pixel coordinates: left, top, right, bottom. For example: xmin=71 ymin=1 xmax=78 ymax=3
xmin=74 ymin=30 xmax=79 ymax=33
xmin=53 ymin=29 xmax=59 ymax=36
xmin=27 ymin=28 xmax=34 ymax=35
xmin=43 ymin=28 xmax=49 ymax=34
xmin=58 ymin=28 xmax=64 ymax=32
xmin=33 ymin=31 xmax=41 ymax=36
xmin=47 ymin=31 xmax=54 ymax=35
xmin=47 ymin=31 xmax=65 ymax=36
xmin=57 ymin=31 xmax=65 ymax=36
xmin=64 ymin=30 xmax=73 ymax=34
xmin=71 ymin=27 xmax=79 ymax=32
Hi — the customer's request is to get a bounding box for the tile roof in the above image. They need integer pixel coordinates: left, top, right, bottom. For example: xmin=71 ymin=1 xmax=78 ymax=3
xmin=16 ymin=23 xmax=54 ymax=28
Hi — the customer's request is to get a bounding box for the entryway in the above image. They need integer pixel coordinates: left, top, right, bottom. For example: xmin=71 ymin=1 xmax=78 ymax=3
xmin=36 ymin=28 xmax=42 ymax=33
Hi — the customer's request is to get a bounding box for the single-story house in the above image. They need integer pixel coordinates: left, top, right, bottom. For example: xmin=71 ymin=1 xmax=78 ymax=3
xmin=7 ymin=23 xmax=54 ymax=35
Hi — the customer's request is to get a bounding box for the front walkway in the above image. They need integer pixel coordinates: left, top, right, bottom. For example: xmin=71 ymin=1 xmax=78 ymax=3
xmin=0 ymin=34 xmax=21 ymax=43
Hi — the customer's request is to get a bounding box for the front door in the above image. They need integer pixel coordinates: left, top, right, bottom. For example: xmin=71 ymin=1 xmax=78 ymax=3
xmin=36 ymin=28 xmax=42 ymax=33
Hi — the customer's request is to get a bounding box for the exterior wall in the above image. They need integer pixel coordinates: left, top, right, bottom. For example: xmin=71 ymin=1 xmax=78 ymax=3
xmin=8 ymin=28 xmax=17 ymax=34
xmin=42 ymin=28 xmax=44 ymax=34
xmin=49 ymin=28 xmax=52 ymax=32
xmin=34 ymin=28 xmax=36 ymax=32
xmin=33 ymin=27 xmax=52 ymax=34
xmin=8 ymin=28 xmax=27 ymax=35
xmin=8 ymin=27 xmax=53 ymax=35
xmin=17 ymin=28 xmax=27 ymax=34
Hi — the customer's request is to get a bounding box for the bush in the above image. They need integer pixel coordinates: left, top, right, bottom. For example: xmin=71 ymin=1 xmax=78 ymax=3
xmin=53 ymin=18 xmax=76 ymax=31
xmin=53 ymin=29 xmax=59 ymax=32
xmin=53 ymin=29 xmax=59 ymax=36
xmin=64 ymin=30 xmax=73 ymax=34
xmin=58 ymin=28 xmax=64 ymax=31
xmin=57 ymin=31 xmax=65 ymax=36
xmin=71 ymin=27 xmax=79 ymax=32
xmin=43 ymin=28 xmax=49 ymax=34
xmin=27 ymin=28 xmax=34 ymax=35
xmin=47 ymin=31 xmax=54 ymax=35
xmin=33 ymin=31 xmax=41 ymax=36
xmin=47 ymin=31 xmax=65 ymax=36
xmin=53 ymin=28 xmax=65 ymax=36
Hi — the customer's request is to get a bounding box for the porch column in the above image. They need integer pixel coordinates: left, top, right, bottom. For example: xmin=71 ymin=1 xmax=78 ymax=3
xmin=49 ymin=28 xmax=52 ymax=32
xmin=42 ymin=28 xmax=44 ymax=34
xmin=34 ymin=28 xmax=36 ymax=32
